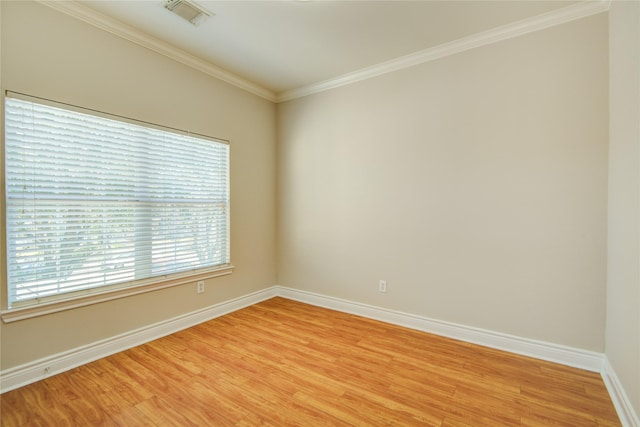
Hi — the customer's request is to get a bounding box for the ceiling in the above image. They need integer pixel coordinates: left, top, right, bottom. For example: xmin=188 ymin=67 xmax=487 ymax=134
xmin=76 ymin=0 xmax=582 ymax=98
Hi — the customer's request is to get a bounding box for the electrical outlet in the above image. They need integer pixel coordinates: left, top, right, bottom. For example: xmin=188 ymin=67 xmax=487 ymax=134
xmin=379 ymin=280 xmax=387 ymax=293
xmin=197 ymin=280 xmax=205 ymax=294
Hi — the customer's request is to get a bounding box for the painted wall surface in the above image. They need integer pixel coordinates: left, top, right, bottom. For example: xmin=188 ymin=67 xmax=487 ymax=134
xmin=277 ymin=14 xmax=609 ymax=351
xmin=0 ymin=1 xmax=276 ymax=369
xmin=607 ymin=0 xmax=640 ymax=416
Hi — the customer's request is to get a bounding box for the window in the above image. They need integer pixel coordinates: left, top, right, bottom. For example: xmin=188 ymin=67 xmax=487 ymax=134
xmin=4 ymin=92 xmax=230 ymax=310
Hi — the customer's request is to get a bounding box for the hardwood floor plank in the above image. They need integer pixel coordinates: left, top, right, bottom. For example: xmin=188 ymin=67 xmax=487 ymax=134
xmin=241 ymin=377 xmax=332 ymax=425
xmin=134 ymin=395 xmax=202 ymax=427
xmin=519 ymin=412 xmax=598 ymax=427
xmin=448 ymin=385 xmax=523 ymax=426
xmin=108 ymin=406 xmax=157 ymax=427
xmin=0 ymin=297 xmax=621 ymax=426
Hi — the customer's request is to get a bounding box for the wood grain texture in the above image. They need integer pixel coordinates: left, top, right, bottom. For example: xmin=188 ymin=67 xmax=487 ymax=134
xmin=0 ymin=297 xmax=620 ymax=426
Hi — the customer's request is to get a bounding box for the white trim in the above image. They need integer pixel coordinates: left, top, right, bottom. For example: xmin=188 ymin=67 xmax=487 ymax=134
xmin=277 ymin=286 xmax=640 ymax=424
xmin=3 ymin=284 xmax=636 ymax=427
xmin=1 ymin=266 xmax=235 ymax=323
xmin=277 ymin=0 xmax=611 ymax=102
xmin=0 ymin=287 xmax=277 ymax=393
xmin=275 ymin=286 xmax=604 ymax=372
xmin=35 ymin=0 xmax=277 ymax=103
xmin=602 ymin=357 xmax=640 ymax=427
xmin=35 ymin=0 xmax=610 ymax=104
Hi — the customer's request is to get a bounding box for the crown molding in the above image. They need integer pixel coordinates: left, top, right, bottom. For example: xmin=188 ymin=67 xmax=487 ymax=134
xmin=35 ymin=0 xmax=610 ymax=105
xmin=277 ymin=0 xmax=611 ymax=103
xmin=36 ymin=0 xmax=277 ymax=103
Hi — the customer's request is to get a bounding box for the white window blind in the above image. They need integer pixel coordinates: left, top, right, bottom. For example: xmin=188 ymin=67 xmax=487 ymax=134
xmin=4 ymin=93 xmax=230 ymax=308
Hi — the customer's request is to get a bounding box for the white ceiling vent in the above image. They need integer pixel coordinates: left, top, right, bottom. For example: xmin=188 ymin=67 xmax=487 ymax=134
xmin=163 ymin=0 xmax=211 ymax=27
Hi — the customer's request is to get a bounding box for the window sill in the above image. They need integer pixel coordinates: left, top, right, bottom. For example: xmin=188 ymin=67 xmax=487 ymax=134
xmin=1 ymin=265 xmax=234 ymax=323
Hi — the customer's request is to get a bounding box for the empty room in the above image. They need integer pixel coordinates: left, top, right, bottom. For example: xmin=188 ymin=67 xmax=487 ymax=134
xmin=0 ymin=0 xmax=638 ymax=425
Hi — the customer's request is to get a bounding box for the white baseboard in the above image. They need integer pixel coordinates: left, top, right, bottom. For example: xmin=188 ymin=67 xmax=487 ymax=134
xmin=0 ymin=287 xmax=277 ymax=393
xmin=2 ymin=284 xmax=637 ymax=427
xmin=275 ymin=286 xmax=604 ymax=372
xmin=276 ymin=286 xmax=640 ymax=426
xmin=602 ymin=357 xmax=640 ymax=427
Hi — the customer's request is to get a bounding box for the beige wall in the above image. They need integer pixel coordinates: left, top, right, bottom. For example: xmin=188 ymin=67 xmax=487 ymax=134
xmin=0 ymin=1 xmax=276 ymax=369
xmin=0 ymin=0 xmax=624 ymax=390
xmin=277 ymin=14 xmax=609 ymax=351
xmin=607 ymin=0 xmax=640 ymax=416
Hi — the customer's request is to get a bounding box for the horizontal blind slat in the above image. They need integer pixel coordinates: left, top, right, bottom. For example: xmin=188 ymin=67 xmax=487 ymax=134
xmin=5 ymin=96 xmax=230 ymax=306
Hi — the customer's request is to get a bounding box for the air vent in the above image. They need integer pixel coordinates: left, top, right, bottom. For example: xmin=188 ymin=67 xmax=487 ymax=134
xmin=164 ymin=0 xmax=211 ymax=27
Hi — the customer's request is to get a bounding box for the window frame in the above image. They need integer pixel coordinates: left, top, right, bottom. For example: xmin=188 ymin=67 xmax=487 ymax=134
xmin=1 ymin=91 xmax=234 ymax=322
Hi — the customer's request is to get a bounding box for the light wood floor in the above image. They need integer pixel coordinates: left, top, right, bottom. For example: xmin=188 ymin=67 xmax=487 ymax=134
xmin=1 ymin=297 xmax=620 ymax=426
